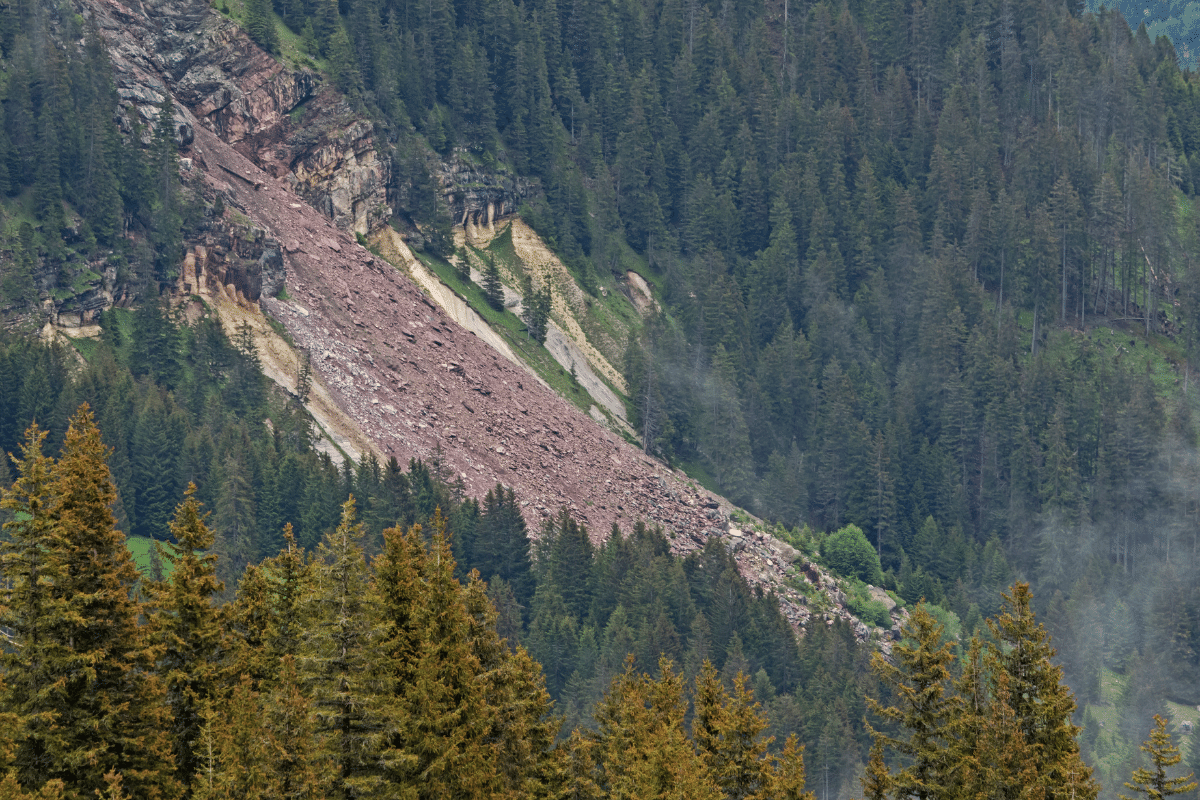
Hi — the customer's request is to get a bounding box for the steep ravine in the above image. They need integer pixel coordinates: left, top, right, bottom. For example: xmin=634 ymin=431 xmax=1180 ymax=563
xmin=79 ymin=0 xmax=902 ymax=644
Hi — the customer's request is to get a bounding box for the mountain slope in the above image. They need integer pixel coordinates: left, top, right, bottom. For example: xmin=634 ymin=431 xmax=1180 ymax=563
xmin=72 ymin=0 xmax=901 ymax=644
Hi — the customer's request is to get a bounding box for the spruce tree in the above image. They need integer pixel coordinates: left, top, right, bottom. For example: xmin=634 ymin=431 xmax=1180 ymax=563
xmin=226 ymin=564 xmax=271 ymax=685
xmin=987 ymin=584 xmax=1099 ymax=800
xmin=390 ymin=510 xmax=498 ymax=799
xmin=691 ymin=661 xmax=775 ymax=800
xmin=146 ymin=484 xmax=226 ymax=794
xmin=462 ymin=573 xmax=565 ymax=800
xmin=0 ymin=424 xmax=68 ymax=790
xmin=243 ymin=0 xmax=279 ymax=54
xmin=586 ymin=657 xmax=720 ymax=800
xmin=0 ymin=672 xmax=64 ymax=800
xmin=1121 ymin=715 xmax=1197 ymax=800
xmin=48 ymin=404 xmax=177 ymax=800
xmin=484 ymin=256 xmax=506 ymax=310
xmin=261 ymin=524 xmax=311 ymax=663
xmin=301 ymin=497 xmax=389 ymax=800
xmin=866 ymin=602 xmax=958 ymax=800
xmin=260 ymin=655 xmax=321 ymax=800
xmin=191 ymin=676 xmax=278 ymax=800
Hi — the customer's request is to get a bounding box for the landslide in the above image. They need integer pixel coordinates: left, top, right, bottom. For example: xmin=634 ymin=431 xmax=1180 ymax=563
xmin=78 ymin=0 xmax=900 ymax=645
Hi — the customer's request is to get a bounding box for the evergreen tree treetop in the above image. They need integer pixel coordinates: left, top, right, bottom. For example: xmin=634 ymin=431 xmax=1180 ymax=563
xmin=1121 ymin=715 xmax=1197 ymax=800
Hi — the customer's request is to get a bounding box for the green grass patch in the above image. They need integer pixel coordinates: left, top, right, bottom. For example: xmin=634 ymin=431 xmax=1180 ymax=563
xmin=66 ymin=334 xmax=100 ymax=362
xmin=1081 ymin=668 xmax=1135 ymax=784
xmin=476 ymin=222 xmax=643 ymax=375
xmin=126 ymin=536 xmax=175 ymax=579
xmin=674 ymin=458 xmax=721 ymax=496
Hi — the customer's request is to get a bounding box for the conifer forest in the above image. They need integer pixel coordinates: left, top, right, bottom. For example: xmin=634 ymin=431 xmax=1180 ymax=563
xmin=4 ymin=0 xmax=1200 ymax=794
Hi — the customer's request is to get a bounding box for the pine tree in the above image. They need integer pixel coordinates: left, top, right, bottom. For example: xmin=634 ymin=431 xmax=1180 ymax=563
xmin=261 ymin=655 xmax=322 ymax=800
xmin=146 ymin=484 xmax=226 ymax=794
xmin=1121 ymin=715 xmax=1197 ymax=800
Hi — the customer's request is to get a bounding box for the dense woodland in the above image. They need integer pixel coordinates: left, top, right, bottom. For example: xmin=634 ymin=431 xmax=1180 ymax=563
xmin=4 ymin=0 xmax=1200 ymax=794
xmin=288 ymin=0 xmax=1200 ymax=789
xmin=0 ymin=399 xmax=1158 ymax=800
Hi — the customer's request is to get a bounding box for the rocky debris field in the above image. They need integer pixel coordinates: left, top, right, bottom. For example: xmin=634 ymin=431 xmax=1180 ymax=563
xmin=192 ymin=121 xmax=899 ymax=644
xmin=80 ymin=0 xmax=899 ymax=645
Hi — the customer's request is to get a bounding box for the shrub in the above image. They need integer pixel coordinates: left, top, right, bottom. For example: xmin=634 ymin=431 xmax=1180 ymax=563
xmin=823 ymin=524 xmax=883 ymax=585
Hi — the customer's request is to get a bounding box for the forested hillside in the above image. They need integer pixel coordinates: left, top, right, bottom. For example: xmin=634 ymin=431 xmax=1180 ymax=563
xmin=1089 ymin=0 xmax=1200 ymax=70
xmin=5 ymin=0 xmax=1200 ymax=794
xmin=306 ymin=0 xmax=1200 ymax=789
xmin=272 ymin=0 xmax=1200 ymax=786
xmin=0 ymin=402 xmax=1124 ymax=800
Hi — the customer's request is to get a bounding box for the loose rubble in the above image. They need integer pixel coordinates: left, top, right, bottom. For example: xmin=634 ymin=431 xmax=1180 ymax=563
xmin=80 ymin=0 xmax=903 ymax=645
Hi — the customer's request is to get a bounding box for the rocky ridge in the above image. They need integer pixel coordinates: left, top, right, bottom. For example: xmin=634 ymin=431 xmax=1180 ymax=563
xmin=78 ymin=0 xmax=903 ymax=644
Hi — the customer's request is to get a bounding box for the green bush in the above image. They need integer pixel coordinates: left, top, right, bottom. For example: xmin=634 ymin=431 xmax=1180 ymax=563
xmin=848 ymin=595 xmax=892 ymax=628
xmin=823 ymin=524 xmax=883 ymax=585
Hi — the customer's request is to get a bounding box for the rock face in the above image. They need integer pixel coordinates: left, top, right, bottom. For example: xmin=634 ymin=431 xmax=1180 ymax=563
xmin=87 ymin=0 xmax=387 ymax=238
xmin=435 ymin=153 xmax=536 ymax=227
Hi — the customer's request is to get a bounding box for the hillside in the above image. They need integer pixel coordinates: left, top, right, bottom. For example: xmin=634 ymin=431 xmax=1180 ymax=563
xmin=57 ymin=0 xmax=908 ymax=652
xmin=6 ymin=0 xmax=1200 ymax=793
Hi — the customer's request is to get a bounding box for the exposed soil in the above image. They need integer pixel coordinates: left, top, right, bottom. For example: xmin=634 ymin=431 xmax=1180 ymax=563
xmin=186 ymin=121 xmax=908 ymax=642
xmin=507 ymin=219 xmax=628 ymax=394
xmin=456 ymin=219 xmax=629 ymax=422
xmin=200 ymin=279 xmax=378 ymax=464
